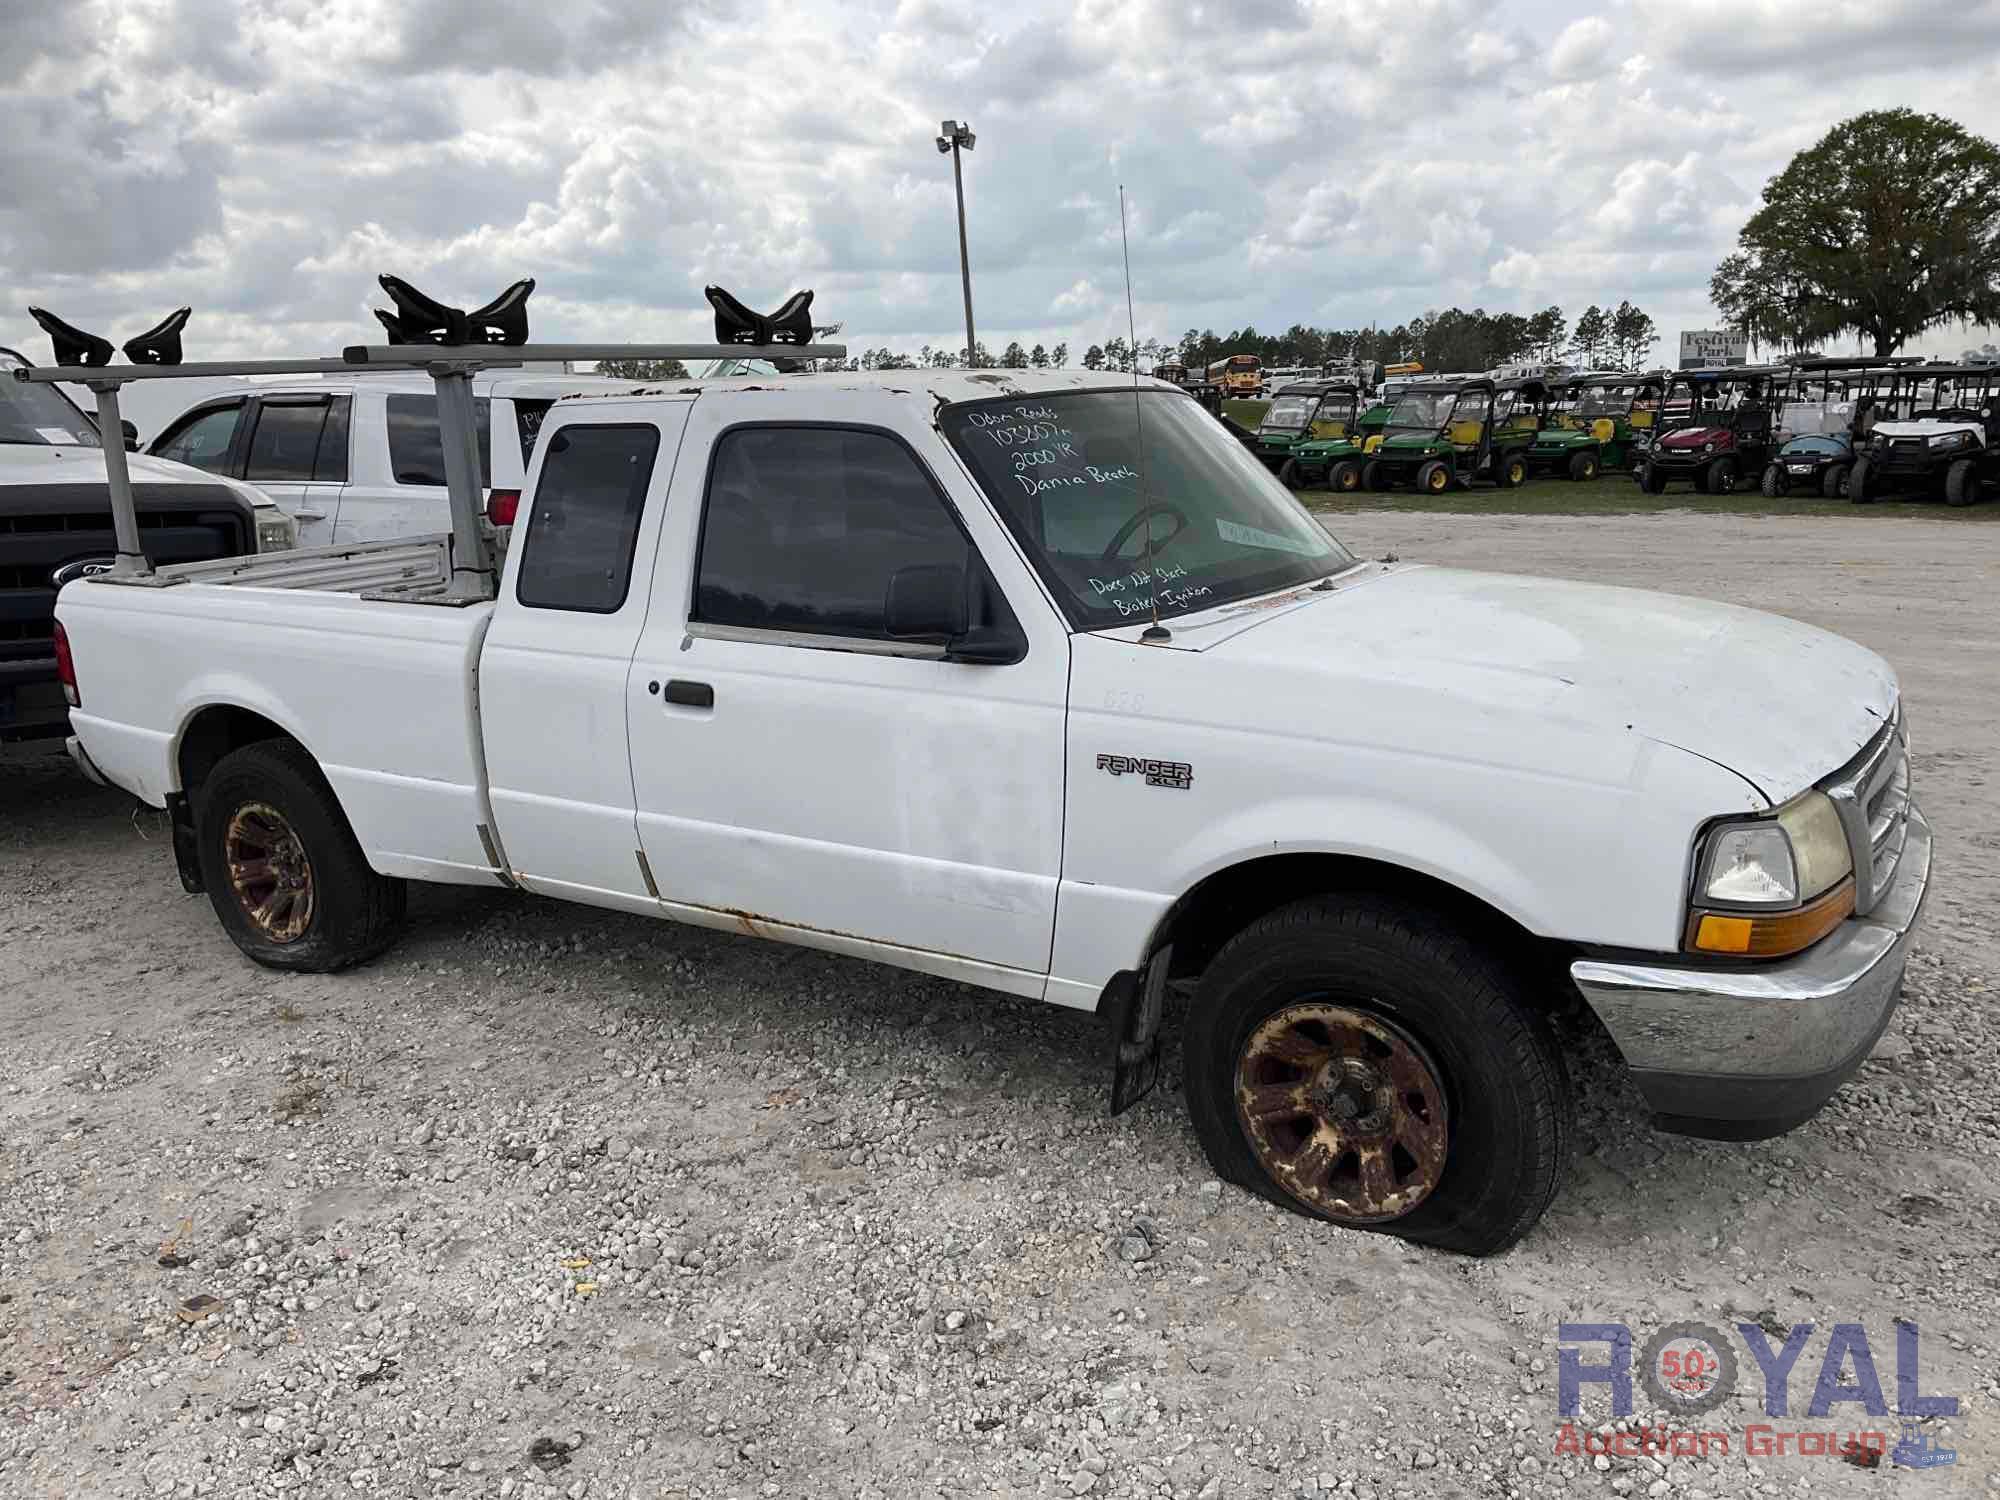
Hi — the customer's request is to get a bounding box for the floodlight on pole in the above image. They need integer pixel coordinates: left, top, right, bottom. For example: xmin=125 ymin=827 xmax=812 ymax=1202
xmin=936 ymin=119 xmax=977 ymax=366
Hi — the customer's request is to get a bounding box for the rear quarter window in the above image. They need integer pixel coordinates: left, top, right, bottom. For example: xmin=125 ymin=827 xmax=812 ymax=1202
xmin=385 ymin=394 xmax=493 ymax=487
xmin=514 ymin=424 xmax=659 ymax=613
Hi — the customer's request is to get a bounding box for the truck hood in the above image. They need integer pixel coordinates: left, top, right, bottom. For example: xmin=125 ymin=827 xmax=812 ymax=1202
xmin=0 ymin=443 xmax=277 ymax=512
xmin=1201 ymin=565 xmax=1896 ymax=801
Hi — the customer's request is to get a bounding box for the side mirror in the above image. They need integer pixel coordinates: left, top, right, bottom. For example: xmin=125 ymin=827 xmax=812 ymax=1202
xmin=885 ymin=563 xmax=968 ymax=641
xmin=121 ymin=419 xmax=139 ymax=451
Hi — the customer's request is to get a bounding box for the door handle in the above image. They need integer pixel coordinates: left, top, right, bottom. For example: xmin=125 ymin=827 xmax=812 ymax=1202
xmin=661 ymin=679 xmax=714 ymax=708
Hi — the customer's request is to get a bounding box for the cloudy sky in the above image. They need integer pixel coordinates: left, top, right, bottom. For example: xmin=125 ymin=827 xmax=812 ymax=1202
xmin=4 ymin=0 xmax=1997 ymax=367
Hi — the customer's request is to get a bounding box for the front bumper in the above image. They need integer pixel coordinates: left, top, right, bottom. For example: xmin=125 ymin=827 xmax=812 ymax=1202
xmin=1570 ymin=805 xmax=1931 ymax=1140
xmin=1647 ymin=448 xmax=1716 ymax=472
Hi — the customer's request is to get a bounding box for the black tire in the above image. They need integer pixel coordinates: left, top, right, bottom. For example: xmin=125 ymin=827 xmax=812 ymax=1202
xmin=1498 ymin=450 xmax=1529 ymax=489
xmin=1849 ymin=455 xmax=1875 ymax=504
xmin=1362 ymin=459 xmax=1389 ymax=491
xmin=1326 ymin=459 xmax=1361 ymax=494
xmin=1415 ymin=458 xmax=1452 ymax=495
xmin=195 ymin=740 xmax=406 ymax=972
xmin=1820 ymin=463 xmax=1849 ymax=500
xmin=1759 ymin=463 xmax=1784 ymax=498
xmin=1945 ymin=458 xmax=1982 ymax=507
xmin=1184 ymin=895 xmax=1571 ymax=1256
xmin=1638 ymin=463 xmax=1667 ymax=495
xmin=1704 ymin=456 xmax=1737 ymax=494
xmin=1567 ymin=450 xmax=1600 ymax=482
xmin=1279 ymin=458 xmax=1301 ymax=489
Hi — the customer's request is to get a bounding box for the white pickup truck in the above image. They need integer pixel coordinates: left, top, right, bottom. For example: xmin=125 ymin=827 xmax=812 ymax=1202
xmin=55 ymin=368 xmax=1929 ymax=1255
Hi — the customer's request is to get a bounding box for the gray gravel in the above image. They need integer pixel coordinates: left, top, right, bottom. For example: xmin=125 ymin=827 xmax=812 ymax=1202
xmin=3 ymin=510 xmax=1996 ymax=1498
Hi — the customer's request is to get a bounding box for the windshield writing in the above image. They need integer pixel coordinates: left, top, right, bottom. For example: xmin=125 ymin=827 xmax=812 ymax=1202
xmin=943 ymin=392 xmax=1353 ymax=629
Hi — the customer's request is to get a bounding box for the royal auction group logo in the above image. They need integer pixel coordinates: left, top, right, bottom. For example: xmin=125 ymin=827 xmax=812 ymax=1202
xmin=1555 ymin=1321 xmax=1959 ymax=1470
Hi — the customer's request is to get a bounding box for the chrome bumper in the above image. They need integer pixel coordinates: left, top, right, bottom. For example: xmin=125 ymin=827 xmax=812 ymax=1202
xmin=1570 ymin=805 xmax=1932 ymax=1138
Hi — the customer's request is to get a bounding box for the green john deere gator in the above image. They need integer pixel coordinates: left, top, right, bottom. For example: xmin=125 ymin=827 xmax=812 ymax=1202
xmin=1250 ymin=381 xmax=1368 ymax=492
xmin=1360 ymin=376 xmax=1549 ymax=493
xmin=1527 ymin=370 xmax=1666 ymax=480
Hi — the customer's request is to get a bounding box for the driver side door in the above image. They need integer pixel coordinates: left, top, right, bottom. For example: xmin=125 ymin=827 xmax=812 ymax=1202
xmin=626 ymin=391 xmax=1071 ymax=990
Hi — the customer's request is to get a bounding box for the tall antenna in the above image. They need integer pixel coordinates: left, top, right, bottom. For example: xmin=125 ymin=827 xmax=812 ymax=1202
xmin=1120 ymin=184 xmax=1169 ymax=644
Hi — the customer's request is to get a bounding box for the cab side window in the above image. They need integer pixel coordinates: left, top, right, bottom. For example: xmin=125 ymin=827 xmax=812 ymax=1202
xmin=153 ymin=402 xmax=243 ymax=473
xmin=693 ymin=426 xmax=972 ymax=640
xmin=515 ymin=424 xmax=659 ymax=613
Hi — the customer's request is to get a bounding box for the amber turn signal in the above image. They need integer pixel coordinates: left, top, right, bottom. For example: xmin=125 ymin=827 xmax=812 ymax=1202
xmin=1687 ymin=879 xmax=1856 ymax=958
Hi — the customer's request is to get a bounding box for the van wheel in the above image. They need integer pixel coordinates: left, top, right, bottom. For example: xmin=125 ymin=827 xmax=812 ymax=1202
xmin=1568 ymin=450 xmax=1599 ymax=482
xmin=1326 ymin=459 xmax=1361 ymax=494
xmin=195 ymin=740 xmax=406 ymax=972
xmin=1183 ymin=895 xmax=1571 ymax=1256
xmin=1279 ymin=458 xmax=1302 ymax=489
xmin=1820 ymin=463 xmax=1850 ymax=499
xmin=1945 ymin=458 xmax=1982 ymax=507
xmin=1849 ymin=456 xmax=1875 ymax=504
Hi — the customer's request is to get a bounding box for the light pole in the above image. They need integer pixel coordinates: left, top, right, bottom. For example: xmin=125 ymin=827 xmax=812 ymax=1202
xmin=936 ymin=119 xmax=976 ymax=367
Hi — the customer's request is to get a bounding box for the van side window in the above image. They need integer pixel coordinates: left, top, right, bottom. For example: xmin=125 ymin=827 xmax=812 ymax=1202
xmin=385 ymin=394 xmax=493 ymax=487
xmin=515 ymin=425 xmax=659 ymax=614
xmin=153 ymin=402 xmax=243 ymax=473
xmin=694 ymin=426 xmax=971 ymax=639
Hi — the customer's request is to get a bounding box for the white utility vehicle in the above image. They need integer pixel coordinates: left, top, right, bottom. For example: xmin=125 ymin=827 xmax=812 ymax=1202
xmin=40 ymin=335 xmax=1929 ymax=1255
xmin=136 ymin=370 xmax=640 ymax=548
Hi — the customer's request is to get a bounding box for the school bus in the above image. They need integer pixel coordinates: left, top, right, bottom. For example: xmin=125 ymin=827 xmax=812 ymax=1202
xmin=1205 ymin=354 xmax=1263 ymax=398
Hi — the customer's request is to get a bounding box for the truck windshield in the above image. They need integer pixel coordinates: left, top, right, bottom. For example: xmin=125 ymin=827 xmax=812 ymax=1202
xmin=0 ymin=352 xmax=102 ymax=447
xmin=1387 ymin=393 xmax=1447 ymax=429
xmin=1259 ymin=395 xmax=1314 ymax=432
xmin=941 ymin=390 xmax=1355 ymax=629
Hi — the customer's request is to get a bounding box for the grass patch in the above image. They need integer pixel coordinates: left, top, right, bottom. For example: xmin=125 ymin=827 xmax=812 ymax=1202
xmin=1294 ymin=474 xmax=2000 ymax=520
xmin=1223 ymin=398 xmax=1270 ymax=428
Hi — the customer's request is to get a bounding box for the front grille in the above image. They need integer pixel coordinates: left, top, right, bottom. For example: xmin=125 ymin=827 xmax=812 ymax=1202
xmin=1821 ymin=709 xmax=1911 ymax=915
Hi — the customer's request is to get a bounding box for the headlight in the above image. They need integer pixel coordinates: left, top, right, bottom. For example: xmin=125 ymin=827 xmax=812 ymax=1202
xmin=257 ymin=512 xmax=298 ymax=552
xmin=1926 ymin=430 xmax=1972 ymax=449
xmin=1701 ymin=441 xmax=1714 ymax=454
xmin=1688 ymin=791 xmax=1854 ymax=957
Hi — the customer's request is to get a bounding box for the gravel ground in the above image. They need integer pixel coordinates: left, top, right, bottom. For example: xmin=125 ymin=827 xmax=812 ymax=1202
xmin=2 ymin=511 xmax=1995 ymax=1499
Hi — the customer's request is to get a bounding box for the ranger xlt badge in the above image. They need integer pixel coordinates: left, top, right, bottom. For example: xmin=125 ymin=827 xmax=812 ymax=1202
xmin=1096 ymin=753 xmax=1193 ymax=790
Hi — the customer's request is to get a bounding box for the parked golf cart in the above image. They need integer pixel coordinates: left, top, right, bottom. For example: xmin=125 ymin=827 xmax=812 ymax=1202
xmin=1530 ymin=370 xmax=1666 ymax=480
xmin=1252 ymin=380 xmax=1365 ymax=484
xmin=1758 ymin=358 xmax=1916 ymax=500
xmin=1270 ymin=381 xmax=1369 ymax=491
xmin=1361 ymin=376 xmax=1548 ymax=494
xmin=1849 ymin=363 xmax=1999 ymax=506
xmin=1634 ymin=366 xmax=1786 ymax=494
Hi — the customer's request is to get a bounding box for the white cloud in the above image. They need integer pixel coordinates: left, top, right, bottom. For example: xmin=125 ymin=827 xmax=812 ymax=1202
xmin=1549 ymin=16 xmax=1617 ymax=79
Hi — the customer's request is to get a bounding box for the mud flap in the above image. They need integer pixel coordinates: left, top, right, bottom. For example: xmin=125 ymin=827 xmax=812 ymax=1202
xmin=167 ymin=793 xmax=203 ymax=894
xmin=1108 ymin=945 xmax=1171 ymax=1115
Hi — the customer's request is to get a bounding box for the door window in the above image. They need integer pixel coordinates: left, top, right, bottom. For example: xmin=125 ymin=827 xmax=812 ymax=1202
xmin=245 ymin=400 xmax=333 ymax=483
xmin=385 ymin=394 xmax=493 ymax=486
xmin=314 ymin=396 xmax=351 ymax=482
xmin=515 ymin=424 xmax=659 ymax=613
xmin=693 ymin=426 xmax=972 ymax=639
xmin=152 ymin=402 xmax=243 ymax=473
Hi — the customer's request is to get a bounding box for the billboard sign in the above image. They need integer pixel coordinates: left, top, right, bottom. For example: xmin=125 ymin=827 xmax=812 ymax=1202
xmin=1680 ymin=330 xmax=1749 ymax=369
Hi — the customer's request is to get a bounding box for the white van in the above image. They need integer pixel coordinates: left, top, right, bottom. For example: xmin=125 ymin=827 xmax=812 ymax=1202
xmin=139 ymin=371 xmax=639 ymax=548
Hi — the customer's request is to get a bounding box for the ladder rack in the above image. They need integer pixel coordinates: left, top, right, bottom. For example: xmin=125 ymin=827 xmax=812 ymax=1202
xmin=11 ymin=340 xmax=847 ymax=603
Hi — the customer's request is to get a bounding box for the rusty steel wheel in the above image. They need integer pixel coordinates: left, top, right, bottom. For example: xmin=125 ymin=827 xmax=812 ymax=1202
xmin=1234 ymin=1001 xmax=1449 ymax=1224
xmin=224 ymin=801 xmax=316 ymax=944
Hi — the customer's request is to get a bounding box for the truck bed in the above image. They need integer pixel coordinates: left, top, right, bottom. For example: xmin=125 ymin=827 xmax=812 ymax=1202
xmin=137 ymin=533 xmax=459 ymax=600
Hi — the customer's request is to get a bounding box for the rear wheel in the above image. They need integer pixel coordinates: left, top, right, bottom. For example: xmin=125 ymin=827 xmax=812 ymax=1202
xmin=1760 ymin=463 xmax=1785 ymax=498
xmin=1499 ymin=451 xmax=1529 ymax=489
xmin=1326 ymin=459 xmax=1362 ymax=494
xmin=1704 ymin=456 xmax=1737 ymax=494
xmin=1567 ymin=450 xmax=1600 ymax=483
xmin=1849 ymin=455 xmax=1875 ymax=504
xmin=1416 ymin=458 xmax=1453 ymax=494
xmin=1279 ymin=458 xmax=1301 ymax=489
xmin=1183 ymin=895 xmax=1571 ymax=1256
xmin=1945 ymin=458 xmax=1983 ymax=507
xmin=195 ymin=740 xmax=406 ymax=972
xmin=1821 ymin=463 xmax=1850 ymax=499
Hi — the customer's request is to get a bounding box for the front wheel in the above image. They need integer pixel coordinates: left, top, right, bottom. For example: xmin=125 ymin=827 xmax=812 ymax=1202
xmin=1820 ymin=463 xmax=1850 ymax=499
xmin=1638 ymin=463 xmax=1668 ymax=495
xmin=1849 ymin=455 xmax=1875 ymax=504
xmin=1760 ymin=463 xmax=1785 ymax=499
xmin=1184 ymin=895 xmax=1571 ymax=1256
xmin=1568 ymin=450 xmax=1600 ymax=482
xmin=1945 ymin=458 xmax=1983 ymax=507
xmin=1362 ymin=459 xmax=1390 ymax=492
xmin=1704 ymin=456 xmax=1738 ymax=494
xmin=1416 ymin=458 xmax=1453 ymax=494
xmin=1326 ymin=459 xmax=1362 ymax=494
xmin=195 ymin=740 xmax=407 ymax=972
xmin=1278 ymin=457 xmax=1301 ymax=489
